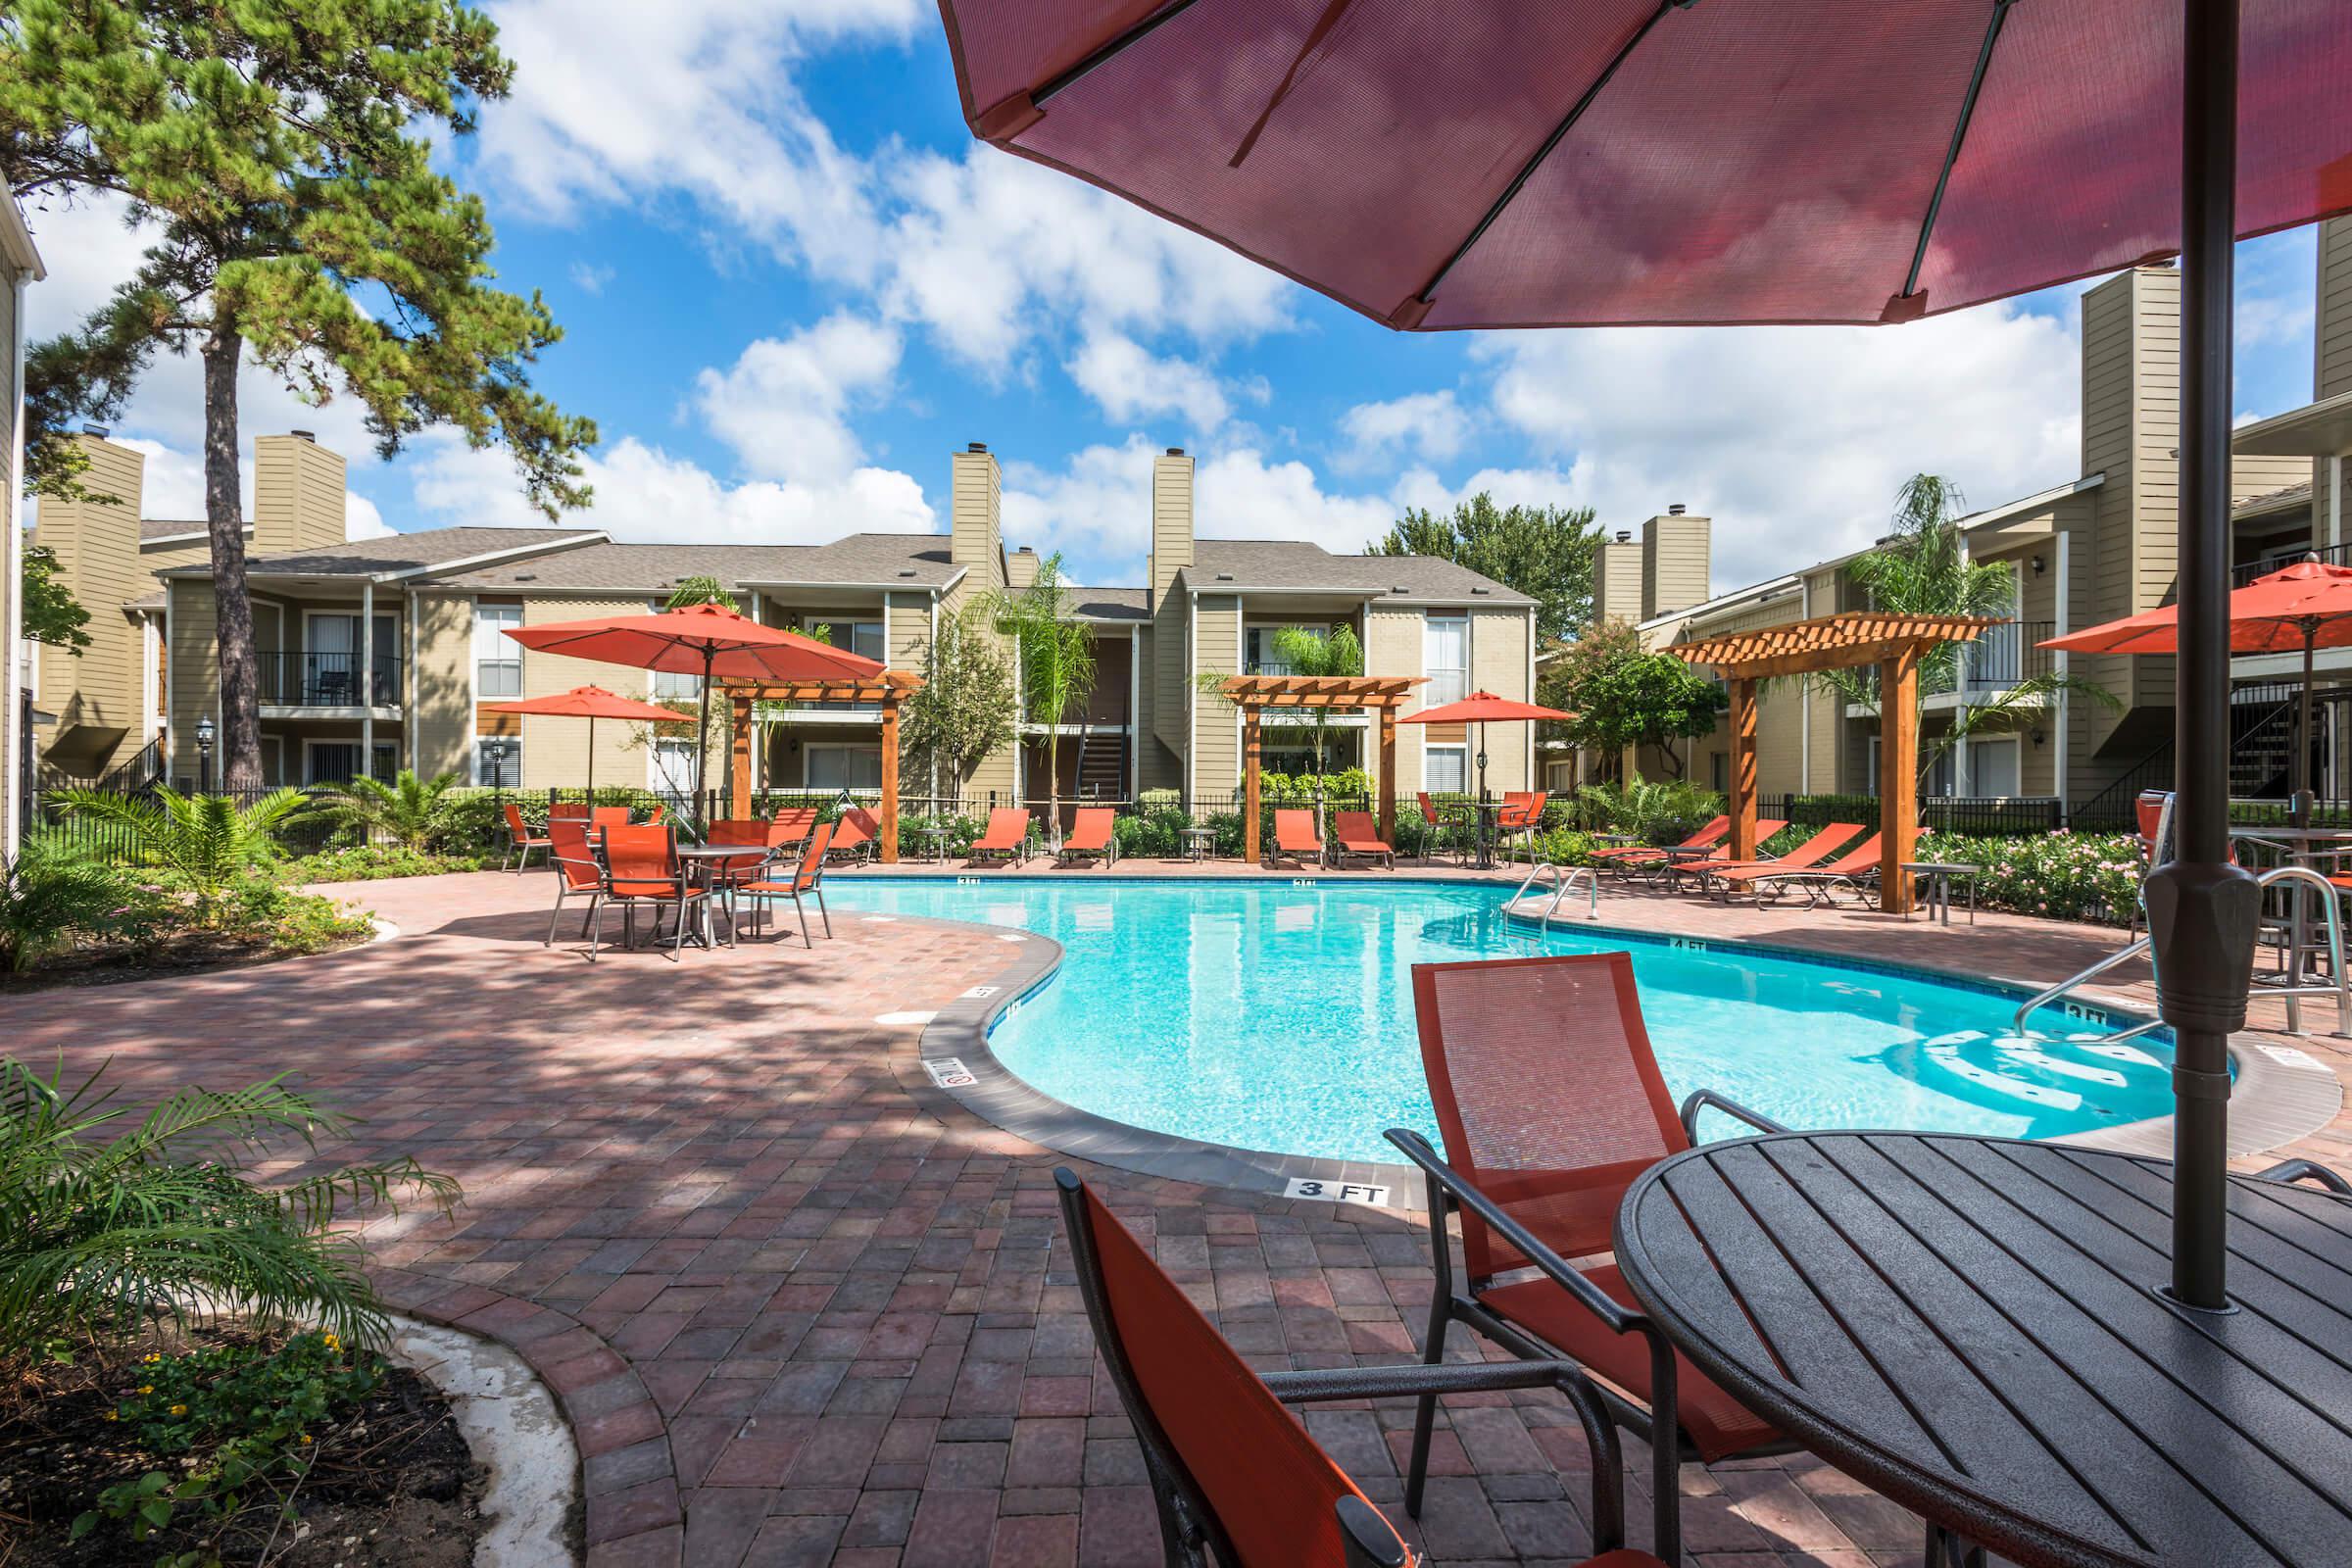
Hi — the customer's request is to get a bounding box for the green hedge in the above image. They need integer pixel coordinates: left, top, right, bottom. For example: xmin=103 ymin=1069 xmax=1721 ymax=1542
xmin=1912 ymin=829 xmax=2143 ymax=926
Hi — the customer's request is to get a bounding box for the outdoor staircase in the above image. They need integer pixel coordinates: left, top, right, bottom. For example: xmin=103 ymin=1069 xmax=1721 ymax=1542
xmin=1075 ymin=733 xmax=1126 ymax=800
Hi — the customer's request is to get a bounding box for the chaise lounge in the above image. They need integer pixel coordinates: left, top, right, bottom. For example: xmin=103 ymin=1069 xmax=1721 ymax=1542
xmin=1273 ymin=808 xmax=1324 ymax=869
xmin=1057 ymin=806 xmax=1118 ymax=867
xmin=967 ymin=808 xmax=1033 ymax=867
xmin=1332 ymin=810 xmax=1395 ymax=869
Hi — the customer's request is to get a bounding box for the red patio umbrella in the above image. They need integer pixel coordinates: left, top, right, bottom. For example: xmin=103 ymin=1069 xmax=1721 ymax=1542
xmin=2043 ymin=557 xmax=2352 ymax=808
xmin=1398 ymin=690 xmax=1573 ymax=802
xmin=504 ymin=605 xmax=885 ymax=812
xmin=479 ymin=685 xmax=688 ymax=797
xmin=935 ymin=0 xmax=2352 ymax=1309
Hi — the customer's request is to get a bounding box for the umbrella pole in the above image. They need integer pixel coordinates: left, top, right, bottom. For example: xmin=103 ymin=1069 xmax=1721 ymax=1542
xmin=2158 ymin=0 xmax=2263 ymax=1313
xmin=2296 ymin=623 xmax=2316 ymax=825
xmin=694 ymin=646 xmax=714 ymax=829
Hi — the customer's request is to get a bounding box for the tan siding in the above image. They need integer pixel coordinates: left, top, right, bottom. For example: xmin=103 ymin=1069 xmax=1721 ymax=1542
xmin=1190 ymin=595 xmax=1240 ymax=800
xmin=1469 ymin=608 xmax=1532 ymax=790
xmin=1150 ymin=454 xmax=1195 ymax=759
xmin=412 ymin=594 xmax=473 ymax=779
xmin=167 ymin=578 xmax=220 ymax=785
xmin=1642 ymin=514 xmax=1711 ymax=620
xmin=1365 ymin=605 xmax=1423 ymax=797
xmin=516 ymin=595 xmax=653 ymax=791
xmin=1592 ymin=538 xmax=1643 ymax=624
xmin=950 ymin=448 xmax=1003 ymax=578
xmin=2320 ymin=216 xmax=2352 ymax=403
xmin=34 ymin=437 xmax=147 ymax=771
xmin=250 ymin=434 xmax=346 ymax=555
xmin=885 ymin=594 xmax=928 ymax=670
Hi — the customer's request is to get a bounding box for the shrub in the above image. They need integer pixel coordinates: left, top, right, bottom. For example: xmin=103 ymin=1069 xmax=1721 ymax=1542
xmin=314 ymin=768 xmax=459 ymax=852
xmin=899 ymin=812 xmax=986 ymax=857
xmin=51 ymin=786 xmax=311 ymax=925
xmin=290 ymin=845 xmax=494 ymax=882
xmin=1509 ymin=828 xmax=1598 ymax=866
xmin=1138 ymin=788 xmax=1183 ymax=813
xmin=1114 ymin=804 xmax=1191 ymax=859
xmin=1574 ymin=779 xmax=1724 ymax=844
xmin=215 ymin=877 xmax=376 ymax=954
xmin=0 ymin=1058 xmax=460 ymax=1362
xmin=0 ymin=835 xmax=161 ymax=973
xmin=1912 ymin=829 xmax=2143 ymax=925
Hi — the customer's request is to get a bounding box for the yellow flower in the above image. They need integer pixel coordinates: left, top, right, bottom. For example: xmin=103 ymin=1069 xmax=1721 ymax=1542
xmin=299 ymin=1434 xmax=312 ymax=1445
xmin=137 ymin=1385 xmax=153 ymax=1395
xmin=168 ymin=1404 xmax=187 ymax=1416
xmin=103 ymin=1411 xmax=119 ymax=1422
xmin=142 ymin=1353 xmax=161 ymax=1364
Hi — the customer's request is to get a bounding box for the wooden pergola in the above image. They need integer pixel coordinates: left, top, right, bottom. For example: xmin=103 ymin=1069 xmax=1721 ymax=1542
xmin=1667 ymin=613 xmax=1995 ymax=915
xmin=723 ymin=671 xmax=924 ymax=864
xmin=1218 ymin=674 xmax=1427 ymax=862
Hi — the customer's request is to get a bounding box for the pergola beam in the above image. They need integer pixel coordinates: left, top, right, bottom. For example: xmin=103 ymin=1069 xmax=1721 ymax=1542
xmin=1669 ymin=612 xmax=1995 ymax=915
xmin=721 ymin=672 xmax=927 ymax=865
xmin=1218 ymin=674 xmax=1425 ymax=864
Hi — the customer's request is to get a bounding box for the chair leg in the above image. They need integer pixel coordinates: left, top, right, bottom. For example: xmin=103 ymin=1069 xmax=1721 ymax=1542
xmin=588 ymin=901 xmax=604 ymax=962
xmin=1404 ymin=1291 xmax=1453 ymax=1519
xmin=795 ymin=893 xmax=811 ymax=949
xmin=546 ymin=888 xmax=566 ymax=947
xmin=815 ymin=886 xmax=831 ymax=938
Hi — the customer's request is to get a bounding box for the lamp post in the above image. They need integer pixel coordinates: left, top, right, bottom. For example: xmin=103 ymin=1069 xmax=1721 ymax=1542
xmin=195 ymin=715 xmax=215 ymax=794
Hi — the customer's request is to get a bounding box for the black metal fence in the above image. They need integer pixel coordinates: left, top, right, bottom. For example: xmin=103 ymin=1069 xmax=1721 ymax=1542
xmin=1766 ymin=792 xmax=2066 ymax=839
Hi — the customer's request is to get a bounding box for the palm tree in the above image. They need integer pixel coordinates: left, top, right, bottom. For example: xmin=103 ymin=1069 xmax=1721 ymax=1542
xmin=318 ymin=768 xmax=458 ymax=853
xmin=976 ymin=555 xmax=1096 ymax=848
xmin=1821 ymin=474 xmax=2112 ymax=792
xmin=52 ymin=784 xmax=310 ymax=924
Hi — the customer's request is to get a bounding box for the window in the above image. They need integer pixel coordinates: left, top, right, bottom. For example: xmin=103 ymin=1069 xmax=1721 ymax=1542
xmin=1969 ymin=737 xmax=2021 ymax=798
xmin=650 ymin=737 xmax=698 ymax=794
xmin=474 ymin=603 xmax=522 ymax=698
xmin=805 ymin=743 xmax=884 ymax=791
xmin=307 ymin=742 xmax=395 ymax=785
xmin=1424 ymin=743 xmax=1467 ymax=793
xmin=1424 ymin=614 xmax=1468 ymax=706
xmin=807 ymin=617 xmax=886 ymax=662
xmin=1246 ymin=625 xmax=1308 ymax=676
xmin=474 ymin=736 xmax=521 ymax=789
xmin=650 ymin=666 xmax=701 ymax=701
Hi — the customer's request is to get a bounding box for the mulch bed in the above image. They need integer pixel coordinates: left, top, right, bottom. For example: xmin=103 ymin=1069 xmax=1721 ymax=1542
xmin=0 ymin=930 xmax=369 ymax=993
xmin=0 ymin=1328 xmax=483 ymax=1568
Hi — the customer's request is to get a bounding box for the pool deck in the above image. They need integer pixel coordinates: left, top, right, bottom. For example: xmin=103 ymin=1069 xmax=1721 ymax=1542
xmin=8 ymin=863 xmax=2348 ymax=1568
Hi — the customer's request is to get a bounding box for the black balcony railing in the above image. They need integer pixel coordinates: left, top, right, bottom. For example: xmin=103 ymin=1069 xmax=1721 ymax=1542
xmin=258 ymin=650 xmax=402 ymax=708
xmin=2232 ymin=540 xmax=2352 ymax=587
xmin=1917 ymin=619 xmax=2055 ymax=696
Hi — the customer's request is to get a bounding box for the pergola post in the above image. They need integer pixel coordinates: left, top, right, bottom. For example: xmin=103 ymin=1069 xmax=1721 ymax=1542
xmin=879 ymin=694 xmax=901 ymax=864
xmin=1379 ymin=706 xmax=1397 ymax=844
xmin=730 ymin=694 xmax=754 ymax=811
xmin=1244 ymin=706 xmax=1262 ymax=865
xmin=1879 ymin=650 xmax=1920 ymax=915
xmin=1727 ymin=678 xmax=1759 ymax=861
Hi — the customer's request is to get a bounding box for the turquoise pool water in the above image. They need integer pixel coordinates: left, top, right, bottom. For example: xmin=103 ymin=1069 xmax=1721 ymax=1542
xmin=826 ymin=878 xmax=2180 ymax=1165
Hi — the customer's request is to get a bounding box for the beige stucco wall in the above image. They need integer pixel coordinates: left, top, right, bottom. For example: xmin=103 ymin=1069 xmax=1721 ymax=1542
xmin=411 ymin=592 xmax=474 ymax=779
xmin=1190 ymin=593 xmax=1240 ymax=801
xmin=1365 ymin=604 xmax=1424 ymax=796
xmin=516 ymin=595 xmax=654 ymax=791
xmin=1468 ymin=607 xmax=1533 ymax=790
xmin=34 ymin=435 xmax=147 ymax=773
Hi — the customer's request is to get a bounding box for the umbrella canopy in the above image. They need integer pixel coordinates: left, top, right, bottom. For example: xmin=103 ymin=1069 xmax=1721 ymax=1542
xmin=504 ymin=606 xmax=886 ymax=812
xmin=1398 ymin=691 xmax=1572 ymax=801
xmin=480 ymin=686 xmax=688 ymax=797
xmin=2043 ymin=557 xmax=2352 ymax=805
xmin=936 ymin=0 xmax=2352 ymax=1310
xmin=939 ymin=1 xmax=2351 ymax=332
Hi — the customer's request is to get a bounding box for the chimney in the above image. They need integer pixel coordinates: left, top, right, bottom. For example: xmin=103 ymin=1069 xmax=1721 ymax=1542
xmin=251 ymin=432 xmax=347 ymax=552
xmin=951 ymin=441 xmax=1004 ymax=583
xmin=1006 ymin=544 xmax=1040 ymax=589
xmin=1641 ymin=510 xmax=1711 ymax=621
xmin=2321 ymin=215 xmax=2352 ymax=403
xmin=1150 ymin=447 xmax=1194 ymax=611
xmin=1592 ymin=527 xmax=1644 ymax=625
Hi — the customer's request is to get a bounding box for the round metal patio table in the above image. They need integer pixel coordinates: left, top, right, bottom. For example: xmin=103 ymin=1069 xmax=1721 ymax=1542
xmin=1613 ymin=1130 xmax=2352 ymax=1568
xmin=1178 ymin=826 xmax=1215 ymax=862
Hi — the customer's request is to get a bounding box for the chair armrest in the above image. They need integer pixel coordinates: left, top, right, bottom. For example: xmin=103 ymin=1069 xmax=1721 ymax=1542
xmin=1679 ymin=1089 xmax=1791 ymax=1146
xmin=1382 ymin=1128 xmax=1641 ymax=1335
xmin=2257 ymin=1157 xmax=2352 ymax=1195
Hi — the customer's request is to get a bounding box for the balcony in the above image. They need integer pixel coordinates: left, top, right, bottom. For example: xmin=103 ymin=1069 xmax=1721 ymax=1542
xmin=2233 ymin=539 xmax=2351 ymax=586
xmin=258 ymin=650 xmax=403 ymax=712
xmin=1928 ymin=618 xmax=2056 ymax=697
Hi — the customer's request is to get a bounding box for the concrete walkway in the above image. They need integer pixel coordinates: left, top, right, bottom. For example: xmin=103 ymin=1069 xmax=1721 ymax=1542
xmin=8 ymin=866 xmax=2346 ymax=1568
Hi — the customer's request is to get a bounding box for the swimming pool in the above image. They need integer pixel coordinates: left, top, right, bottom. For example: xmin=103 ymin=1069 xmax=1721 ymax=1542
xmin=828 ymin=877 xmax=2180 ymax=1165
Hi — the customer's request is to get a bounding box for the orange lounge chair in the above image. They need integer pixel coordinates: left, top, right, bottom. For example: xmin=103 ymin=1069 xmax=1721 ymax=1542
xmin=1332 ymin=810 xmax=1394 ymax=869
xmin=548 ymin=800 xmax=590 ymax=822
xmin=1590 ymin=814 xmax=1728 ymax=874
xmin=1663 ymin=820 xmax=1861 ymax=892
xmin=1638 ymin=818 xmax=1785 ymax=888
xmin=827 ymin=807 xmax=878 ymax=863
xmin=1057 ymin=806 xmax=1117 ymax=866
xmin=1387 ymin=954 xmax=1794 ymax=1565
xmin=967 ymin=808 xmax=1032 ymax=866
xmin=1054 ymin=1166 xmax=1667 ymax=1568
xmin=1717 ymin=830 xmax=1886 ymax=906
xmin=1273 ymin=808 xmax=1324 ymax=868
xmin=501 ymin=802 xmax=550 ymax=872
xmin=739 ymin=821 xmax=834 ymax=945
xmin=765 ymin=807 xmax=818 ymax=849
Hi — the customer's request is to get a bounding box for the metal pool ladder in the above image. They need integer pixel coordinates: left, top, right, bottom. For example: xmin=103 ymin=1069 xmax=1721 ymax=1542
xmin=1511 ymin=860 xmax=1599 ymax=927
xmin=2014 ymin=862 xmax=2352 ymax=1041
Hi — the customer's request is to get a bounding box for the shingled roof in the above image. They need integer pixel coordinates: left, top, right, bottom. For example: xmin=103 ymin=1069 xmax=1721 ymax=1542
xmin=432 ymin=534 xmax=963 ymax=593
xmin=1179 ymin=539 xmax=1534 ymax=605
xmin=157 ymin=525 xmax=605 ymax=580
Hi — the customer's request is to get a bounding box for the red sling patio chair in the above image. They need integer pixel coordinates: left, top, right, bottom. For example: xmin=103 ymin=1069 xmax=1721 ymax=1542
xmin=501 ymin=802 xmax=550 ymax=873
xmin=967 ymin=808 xmax=1033 ymax=867
xmin=1056 ymin=806 xmax=1117 ymax=867
xmin=738 ymin=821 xmax=835 ymax=946
xmin=765 ymin=807 xmax=818 ymax=849
xmin=1661 ymin=820 xmax=1862 ymax=894
xmin=1589 ymin=816 xmax=1728 ymax=876
xmin=1414 ymin=792 xmax=1467 ymax=866
xmin=702 ymin=820 xmax=777 ymax=925
xmin=1717 ymin=830 xmax=1886 ymax=907
xmin=1494 ymin=790 xmax=1549 ymax=859
xmin=1332 ymin=810 xmax=1394 ymax=869
xmin=543 ymin=817 xmax=605 ymax=947
xmin=1054 ymin=1166 xmax=1667 ymax=1568
xmin=549 ymin=801 xmax=590 ymax=822
xmin=1385 ymin=954 xmax=1793 ymax=1566
xmin=1273 ymin=808 xmax=1324 ymax=868
xmin=829 ymin=806 xmax=881 ymax=864
xmin=590 ymin=822 xmax=718 ymax=960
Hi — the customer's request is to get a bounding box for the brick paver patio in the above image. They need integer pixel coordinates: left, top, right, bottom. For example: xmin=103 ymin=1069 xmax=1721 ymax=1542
xmin=8 ymin=864 xmax=2347 ymax=1568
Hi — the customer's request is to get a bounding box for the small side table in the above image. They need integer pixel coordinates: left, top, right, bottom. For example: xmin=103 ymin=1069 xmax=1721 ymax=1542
xmin=1178 ymin=826 xmax=1215 ymax=862
xmin=913 ymin=825 xmax=952 ymax=863
xmin=1901 ymin=859 xmax=1978 ymax=925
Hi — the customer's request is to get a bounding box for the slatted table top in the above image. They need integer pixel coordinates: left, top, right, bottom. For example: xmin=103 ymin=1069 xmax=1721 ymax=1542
xmin=1613 ymin=1132 xmax=2352 ymax=1568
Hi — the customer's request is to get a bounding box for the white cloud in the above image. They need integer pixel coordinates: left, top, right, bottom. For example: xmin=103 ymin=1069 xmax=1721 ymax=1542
xmin=692 ymin=312 xmax=902 ymax=485
xmin=470 ymin=0 xmax=916 ymax=282
xmin=1065 ymin=332 xmax=1230 ymax=432
xmin=1476 ymin=304 xmax=2084 ymax=591
xmin=345 ymin=493 xmax=394 ymax=540
xmin=408 ymin=432 xmax=934 ymax=546
xmin=568 ymin=261 xmax=614 ymax=295
xmin=1337 ymin=391 xmax=1473 ymax=471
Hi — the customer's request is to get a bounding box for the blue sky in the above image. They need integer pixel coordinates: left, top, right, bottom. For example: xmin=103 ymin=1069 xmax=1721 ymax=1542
xmin=22 ymin=0 xmax=2330 ymax=597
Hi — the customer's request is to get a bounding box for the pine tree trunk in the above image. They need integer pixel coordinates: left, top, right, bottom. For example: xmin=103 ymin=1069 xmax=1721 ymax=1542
xmin=202 ymin=328 xmax=262 ymax=794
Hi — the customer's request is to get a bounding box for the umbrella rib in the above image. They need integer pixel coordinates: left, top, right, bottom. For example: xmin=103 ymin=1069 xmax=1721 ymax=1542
xmin=1897 ymin=0 xmax=2017 ymax=304
xmin=1033 ymin=0 xmax=1202 ymax=106
xmin=1412 ymin=0 xmax=1687 ymax=311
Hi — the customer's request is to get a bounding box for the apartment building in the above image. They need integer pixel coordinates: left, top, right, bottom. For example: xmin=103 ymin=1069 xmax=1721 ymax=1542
xmin=1605 ymin=224 xmax=2352 ymax=820
xmin=29 ymin=437 xmax=1537 ymax=807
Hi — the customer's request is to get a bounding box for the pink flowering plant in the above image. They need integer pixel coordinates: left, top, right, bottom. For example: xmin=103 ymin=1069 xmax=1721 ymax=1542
xmin=1913 ymin=829 xmax=2144 ymax=926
